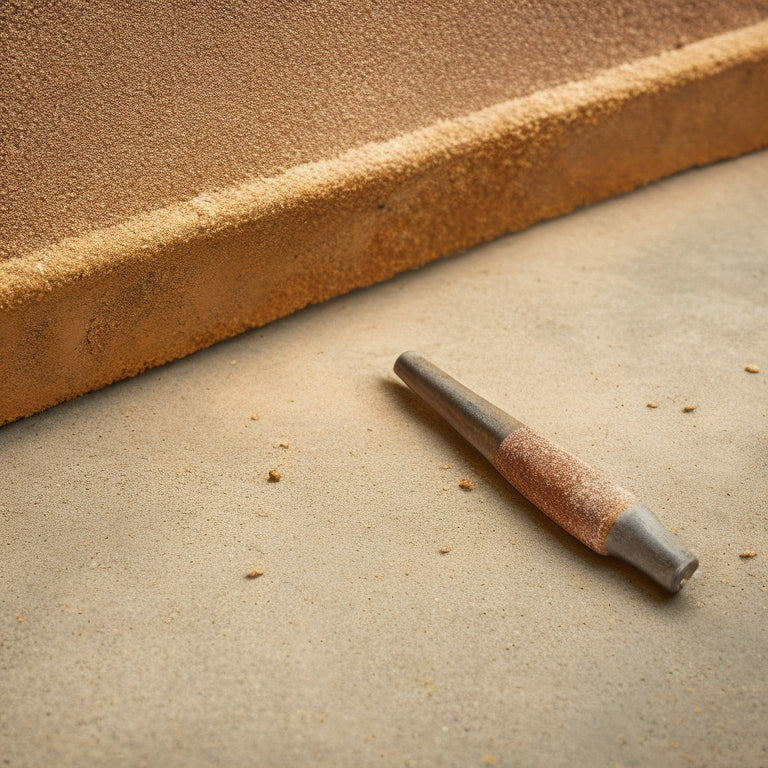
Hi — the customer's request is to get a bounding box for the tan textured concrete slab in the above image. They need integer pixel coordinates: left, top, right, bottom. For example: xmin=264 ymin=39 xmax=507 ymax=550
xmin=3 ymin=0 xmax=766 ymax=257
xmin=1 ymin=150 xmax=767 ymax=767
xmin=3 ymin=5 xmax=768 ymax=425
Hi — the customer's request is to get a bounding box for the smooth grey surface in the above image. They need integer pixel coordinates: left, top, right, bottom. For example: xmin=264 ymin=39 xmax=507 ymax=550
xmin=2 ymin=150 xmax=767 ymax=767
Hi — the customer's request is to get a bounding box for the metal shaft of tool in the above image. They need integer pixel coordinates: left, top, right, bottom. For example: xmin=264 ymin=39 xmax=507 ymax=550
xmin=394 ymin=351 xmax=699 ymax=593
xmin=394 ymin=351 xmax=521 ymax=462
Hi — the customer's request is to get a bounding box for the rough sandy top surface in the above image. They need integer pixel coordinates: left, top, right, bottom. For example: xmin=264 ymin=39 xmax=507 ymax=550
xmin=2 ymin=0 xmax=768 ymax=259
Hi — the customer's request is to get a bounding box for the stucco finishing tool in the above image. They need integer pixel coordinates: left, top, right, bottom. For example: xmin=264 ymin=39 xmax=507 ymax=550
xmin=394 ymin=351 xmax=699 ymax=593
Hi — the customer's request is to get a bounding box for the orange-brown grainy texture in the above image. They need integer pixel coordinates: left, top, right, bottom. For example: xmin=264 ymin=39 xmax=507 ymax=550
xmin=493 ymin=427 xmax=637 ymax=554
xmin=3 ymin=0 xmax=767 ymax=261
xmin=1 ymin=8 xmax=768 ymax=425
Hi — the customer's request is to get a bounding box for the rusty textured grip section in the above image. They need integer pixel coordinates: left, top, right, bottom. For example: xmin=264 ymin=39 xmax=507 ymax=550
xmin=493 ymin=426 xmax=637 ymax=554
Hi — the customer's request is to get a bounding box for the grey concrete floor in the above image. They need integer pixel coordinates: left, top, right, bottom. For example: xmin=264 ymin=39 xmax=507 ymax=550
xmin=1 ymin=150 xmax=767 ymax=767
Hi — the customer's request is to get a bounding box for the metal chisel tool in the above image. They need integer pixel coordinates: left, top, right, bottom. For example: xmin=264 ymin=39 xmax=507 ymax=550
xmin=394 ymin=351 xmax=699 ymax=593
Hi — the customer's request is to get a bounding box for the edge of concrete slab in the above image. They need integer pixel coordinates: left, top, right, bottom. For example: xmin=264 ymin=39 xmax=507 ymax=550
xmin=2 ymin=20 xmax=768 ymax=426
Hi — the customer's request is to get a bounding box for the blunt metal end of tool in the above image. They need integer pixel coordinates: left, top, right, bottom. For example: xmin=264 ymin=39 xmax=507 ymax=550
xmin=394 ymin=351 xmax=699 ymax=593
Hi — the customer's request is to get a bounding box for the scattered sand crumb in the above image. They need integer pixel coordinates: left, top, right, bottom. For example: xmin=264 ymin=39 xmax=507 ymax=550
xmin=268 ymin=470 xmax=282 ymax=482
xmin=683 ymin=404 xmax=697 ymax=412
xmin=483 ymin=756 xmax=498 ymax=766
xmin=458 ymin=478 xmax=475 ymax=491
xmin=647 ymin=401 xmax=659 ymax=408
xmin=247 ymin=568 xmax=265 ymax=579
xmin=439 ymin=546 xmax=452 ymax=554
xmin=744 ymin=364 xmax=759 ymax=373
xmin=16 ymin=615 xmax=23 ymax=622
xmin=278 ymin=442 xmax=290 ymax=449
xmin=739 ymin=550 xmax=756 ymax=558
xmin=509 ymin=537 xmax=516 ymax=545
xmin=440 ymin=464 xmax=450 ymax=470
xmin=250 ymin=414 xmax=260 ymax=421
xmin=257 ymin=511 xmax=271 ymax=517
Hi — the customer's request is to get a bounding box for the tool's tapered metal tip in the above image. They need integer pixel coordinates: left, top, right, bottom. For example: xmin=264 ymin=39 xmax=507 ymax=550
xmin=604 ymin=504 xmax=699 ymax=593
